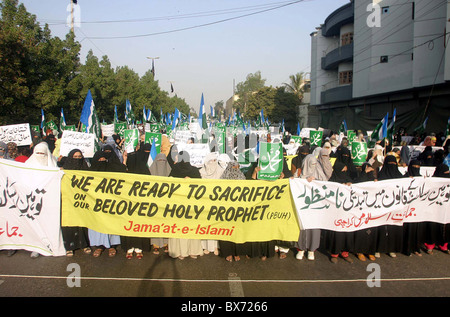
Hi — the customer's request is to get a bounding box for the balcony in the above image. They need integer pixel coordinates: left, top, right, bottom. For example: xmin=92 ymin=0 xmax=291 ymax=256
xmin=321 ymin=2 xmax=354 ymax=37
xmin=321 ymin=42 xmax=353 ymax=70
xmin=321 ymin=84 xmax=353 ymax=104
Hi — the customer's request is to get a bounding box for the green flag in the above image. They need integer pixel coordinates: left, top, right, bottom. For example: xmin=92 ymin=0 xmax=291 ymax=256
xmin=257 ymin=142 xmax=283 ymax=180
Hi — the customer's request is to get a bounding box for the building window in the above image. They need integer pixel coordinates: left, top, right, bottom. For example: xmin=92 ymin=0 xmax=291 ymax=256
xmin=380 ymin=56 xmax=389 ymax=63
xmin=339 ymin=71 xmax=353 ymax=85
xmin=341 ymin=32 xmax=354 ymax=46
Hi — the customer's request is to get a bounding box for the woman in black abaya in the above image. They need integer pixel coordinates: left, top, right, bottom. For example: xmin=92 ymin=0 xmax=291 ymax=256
xmin=402 ymin=160 xmax=424 ymax=256
xmin=61 ymin=149 xmax=91 ymax=256
xmin=422 ymin=163 xmax=450 ymax=254
xmin=353 ymin=162 xmax=378 ymax=261
xmin=121 ymin=143 xmax=151 ymax=259
xmin=375 ymin=155 xmax=404 ymax=258
xmin=324 ymin=161 xmax=354 ymax=263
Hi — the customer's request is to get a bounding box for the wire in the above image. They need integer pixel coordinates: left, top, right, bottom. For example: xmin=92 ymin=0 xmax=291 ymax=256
xmin=83 ymin=0 xmax=306 ymax=40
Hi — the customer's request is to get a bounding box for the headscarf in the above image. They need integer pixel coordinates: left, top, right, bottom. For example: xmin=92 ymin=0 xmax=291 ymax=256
xmin=220 ymin=161 xmax=246 ymax=180
xmin=378 ymin=155 xmax=403 ymax=180
xmin=329 ymin=161 xmax=353 ymax=184
xmin=62 ymin=149 xmax=89 ymax=170
xmin=0 ymin=142 xmax=9 ymax=159
xmin=169 ymin=151 xmax=201 ymax=178
xmin=433 ymin=163 xmax=450 ymax=178
xmin=103 ymin=136 xmax=123 ymax=163
xmin=400 ymin=146 xmax=411 ymax=166
xmin=91 ymin=147 xmax=126 ymax=172
xmin=356 ymin=162 xmax=376 ymax=183
xmin=300 ymin=154 xmax=328 ymax=181
xmin=218 ymin=153 xmax=231 ymax=169
xmin=149 ymin=153 xmax=172 ymax=177
xmin=160 ymin=135 xmax=171 ymax=156
xmin=7 ymin=142 xmax=19 ymax=160
xmin=335 ymin=146 xmax=357 ymax=179
xmin=404 ymin=159 xmax=421 ymax=177
xmin=25 ymin=142 xmax=58 ymax=167
xmin=126 ymin=143 xmax=151 ymax=174
xmin=292 ymin=144 xmax=310 ymax=170
xmin=200 ymin=153 xmax=225 ymax=179
xmin=418 ymin=146 xmax=434 ymax=166
xmin=317 ymin=148 xmax=333 ymax=180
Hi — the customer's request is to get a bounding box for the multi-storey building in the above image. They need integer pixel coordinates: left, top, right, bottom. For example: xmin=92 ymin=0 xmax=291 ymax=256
xmin=310 ymin=0 xmax=450 ymax=135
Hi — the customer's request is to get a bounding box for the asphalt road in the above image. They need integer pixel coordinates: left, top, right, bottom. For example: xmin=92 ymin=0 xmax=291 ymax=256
xmin=1 ymin=244 xmax=449 ymax=306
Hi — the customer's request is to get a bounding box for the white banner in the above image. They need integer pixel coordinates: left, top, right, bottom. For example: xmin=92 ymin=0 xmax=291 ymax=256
xmin=290 ymin=177 xmax=450 ymax=232
xmin=0 ymin=160 xmax=66 ymax=256
xmin=60 ymin=130 xmax=96 ymax=158
xmin=0 ymin=123 xmax=32 ymax=146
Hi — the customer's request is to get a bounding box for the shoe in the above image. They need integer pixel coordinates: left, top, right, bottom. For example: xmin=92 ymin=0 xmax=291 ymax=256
xmin=307 ymin=251 xmax=315 ymax=260
xmin=126 ymin=251 xmax=133 ymax=259
xmin=296 ymin=250 xmax=304 ymax=260
xmin=389 ymin=252 xmax=397 ymax=258
xmin=66 ymin=250 xmax=74 ymax=257
xmin=136 ymin=252 xmax=143 ymax=259
xmin=279 ymin=252 xmax=287 ymax=259
xmin=374 ymin=252 xmax=381 ymax=258
xmin=368 ymin=254 xmax=376 ymax=261
xmin=30 ymin=251 xmax=39 ymax=258
xmin=330 ymin=257 xmax=338 ymax=264
xmin=343 ymin=255 xmax=353 ymax=263
xmin=357 ymin=253 xmax=366 ymax=261
xmin=426 ymin=249 xmax=433 ymax=255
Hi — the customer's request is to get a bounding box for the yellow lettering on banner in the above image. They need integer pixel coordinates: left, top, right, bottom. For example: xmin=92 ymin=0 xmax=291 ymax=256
xmin=61 ymin=170 xmax=300 ymax=243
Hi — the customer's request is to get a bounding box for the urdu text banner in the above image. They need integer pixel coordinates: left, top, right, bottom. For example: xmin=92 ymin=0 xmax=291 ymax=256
xmin=290 ymin=177 xmax=450 ymax=232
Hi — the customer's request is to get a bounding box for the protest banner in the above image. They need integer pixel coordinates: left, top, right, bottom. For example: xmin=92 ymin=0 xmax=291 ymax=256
xmin=101 ymin=123 xmax=115 ymax=137
xmin=257 ymin=142 xmax=283 ymax=180
xmin=176 ymin=143 xmax=211 ymax=167
xmin=114 ymin=122 xmax=127 ymax=137
xmin=145 ymin=132 xmax=161 ymax=153
xmin=0 ymin=160 xmax=66 ymax=256
xmin=309 ymin=130 xmax=323 ymax=146
xmin=290 ymin=177 xmax=450 ymax=232
xmin=60 ymin=130 xmax=96 ymax=158
xmin=124 ymin=129 xmax=139 ymax=153
xmin=0 ymin=123 xmax=32 ymax=146
xmin=351 ymin=141 xmax=368 ymax=166
xmin=61 ymin=170 xmax=300 ymax=243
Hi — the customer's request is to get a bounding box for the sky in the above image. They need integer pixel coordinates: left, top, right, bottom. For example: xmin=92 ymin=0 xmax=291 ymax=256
xmin=18 ymin=0 xmax=349 ymax=114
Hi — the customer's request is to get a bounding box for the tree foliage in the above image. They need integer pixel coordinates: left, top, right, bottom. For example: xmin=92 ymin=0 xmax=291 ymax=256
xmin=0 ymin=0 xmax=189 ymax=126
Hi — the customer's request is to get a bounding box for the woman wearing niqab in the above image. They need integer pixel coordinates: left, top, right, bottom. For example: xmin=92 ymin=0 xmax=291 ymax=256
xmin=149 ymin=153 xmax=171 ymax=254
xmin=167 ymin=151 xmax=204 ymax=259
xmin=422 ymin=163 xmax=450 ymax=255
xmin=353 ymin=162 xmax=378 ymax=261
xmin=324 ymin=161 xmax=354 ymax=263
xmin=60 ymin=149 xmax=91 ymax=257
xmin=375 ymin=155 xmax=404 ymax=258
xmin=219 ymin=160 xmax=248 ymax=262
xmin=296 ymin=154 xmax=329 ymax=261
xmin=88 ymin=148 xmax=124 ymax=257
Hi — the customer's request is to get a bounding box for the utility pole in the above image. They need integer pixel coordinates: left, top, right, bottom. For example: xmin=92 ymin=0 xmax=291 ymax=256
xmin=147 ymin=57 xmax=160 ymax=77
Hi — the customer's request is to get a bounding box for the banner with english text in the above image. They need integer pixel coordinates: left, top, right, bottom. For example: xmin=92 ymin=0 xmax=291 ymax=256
xmin=0 ymin=160 xmax=66 ymax=256
xmin=61 ymin=170 xmax=300 ymax=243
xmin=290 ymin=177 xmax=450 ymax=232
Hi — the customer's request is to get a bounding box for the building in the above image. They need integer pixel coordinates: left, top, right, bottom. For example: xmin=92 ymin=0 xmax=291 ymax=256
xmin=310 ymin=0 xmax=450 ymax=136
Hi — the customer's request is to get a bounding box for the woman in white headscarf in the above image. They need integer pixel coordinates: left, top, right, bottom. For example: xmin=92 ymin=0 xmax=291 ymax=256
xmin=23 ymin=142 xmax=58 ymax=258
xmin=199 ymin=153 xmax=225 ymax=255
xmin=25 ymin=142 xmax=58 ymax=168
xmin=296 ymin=154 xmax=330 ymax=261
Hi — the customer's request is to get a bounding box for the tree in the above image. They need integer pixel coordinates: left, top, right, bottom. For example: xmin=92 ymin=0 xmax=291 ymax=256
xmin=283 ymin=72 xmax=307 ymax=102
xmin=233 ymin=71 xmax=266 ymax=115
